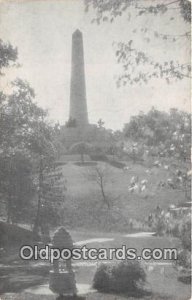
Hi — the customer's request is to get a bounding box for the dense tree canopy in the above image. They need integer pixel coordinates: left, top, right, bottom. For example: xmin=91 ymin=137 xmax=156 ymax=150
xmin=123 ymin=108 xmax=191 ymax=161
xmin=0 ymin=40 xmax=57 ymax=225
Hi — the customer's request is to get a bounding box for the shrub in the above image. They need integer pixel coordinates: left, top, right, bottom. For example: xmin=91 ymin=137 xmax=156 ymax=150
xmin=55 ymin=161 xmax=67 ymax=167
xmin=176 ymin=216 xmax=191 ymax=282
xmin=108 ymin=160 xmax=126 ymax=169
xmin=74 ymin=162 xmax=97 ymax=166
xmin=0 ymin=221 xmax=40 ymax=247
xmin=93 ymin=261 xmax=146 ymax=295
xmin=180 ymin=218 xmax=191 ymax=251
xmin=92 ymin=264 xmax=111 ymax=292
xmin=90 ymin=154 xmax=109 ymax=162
xmin=177 ymin=249 xmax=191 ymax=270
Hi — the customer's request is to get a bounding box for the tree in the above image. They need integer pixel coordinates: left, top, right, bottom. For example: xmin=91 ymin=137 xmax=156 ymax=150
xmin=0 ymin=39 xmax=18 ymax=75
xmin=33 ymin=161 xmax=66 ymax=240
xmin=123 ymin=108 xmax=191 ymax=200
xmin=0 ymin=79 xmax=56 ymax=225
xmin=123 ymin=142 xmax=143 ymax=164
xmin=0 ymin=40 xmax=63 ymax=231
xmin=85 ymin=0 xmax=191 ymax=85
xmin=0 ymin=45 xmax=38 ymax=223
xmin=123 ymin=107 xmax=191 ymax=161
xmin=0 ymin=40 xmax=18 ymax=139
xmin=0 ymin=152 xmax=35 ymax=224
xmin=69 ymin=141 xmax=93 ymax=163
xmin=87 ymin=164 xmax=111 ymax=208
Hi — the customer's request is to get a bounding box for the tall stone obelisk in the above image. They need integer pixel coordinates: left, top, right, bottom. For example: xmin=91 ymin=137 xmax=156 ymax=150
xmin=69 ymin=29 xmax=89 ymax=126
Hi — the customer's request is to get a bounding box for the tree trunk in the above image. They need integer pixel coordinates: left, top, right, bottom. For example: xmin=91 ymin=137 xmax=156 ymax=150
xmin=80 ymin=152 xmax=84 ymax=163
xmin=100 ymin=180 xmax=110 ymax=209
xmin=33 ymin=156 xmax=43 ymax=237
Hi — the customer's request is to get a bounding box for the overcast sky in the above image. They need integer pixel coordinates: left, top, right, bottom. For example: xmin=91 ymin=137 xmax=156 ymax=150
xmin=0 ymin=0 xmax=190 ymax=130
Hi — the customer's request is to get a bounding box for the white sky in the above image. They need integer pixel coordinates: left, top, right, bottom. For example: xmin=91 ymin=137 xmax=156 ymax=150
xmin=0 ymin=0 xmax=190 ymax=130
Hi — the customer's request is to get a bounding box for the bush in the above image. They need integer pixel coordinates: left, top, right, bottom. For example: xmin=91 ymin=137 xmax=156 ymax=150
xmin=180 ymin=218 xmax=191 ymax=251
xmin=0 ymin=221 xmax=40 ymax=247
xmin=93 ymin=261 xmax=146 ymax=295
xmin=177 ymin=249 xmax=191 ymax=270
xmin=92 ymin=264 xmax=111 ymax=292
xmin=175 ymin=216 xmax=191 ymax=281
xmin=55 ymin=161 xmax=67 ymax=167
xmin=108 ymin=160 xmax=126 ymax=169
xmin=74 ymin=162 xmax=97 ymax=166
xmin=90 ymin=154 xmax=109 ymax=162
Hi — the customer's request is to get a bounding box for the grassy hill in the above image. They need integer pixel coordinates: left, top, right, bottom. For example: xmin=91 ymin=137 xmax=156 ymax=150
xmin=59 ymin=160 xmax=185 ymax=232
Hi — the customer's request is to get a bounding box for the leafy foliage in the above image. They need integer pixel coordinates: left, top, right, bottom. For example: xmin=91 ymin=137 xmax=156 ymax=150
xmin=115 ymin=41 xmax=191 ymax=86
xmin=0 ymin=39 xmax=18 ymax=74
xmin=85 ymin=0 xmax=191 ymax=23
xmin=0 ymin=41 xmax=59 ymax=227
xmin=70 ymin=141 xmax=93 ymax=162
xmin=180 ymin=0 xmax=191 ymax=22
xmin=85 ymin=0 xmax=191 ymax=85
xmin=175 ymin=216 xmax=191 ymax=275
xmin=0 ymin=152 xmax=35 ymax=223
xmin=93 ymin=261 xmax=146 ymax=294
xmin=0 ymin=79 xmax=50 ymax=155
xmin=123 ymin=108 xmax=191 ymax=161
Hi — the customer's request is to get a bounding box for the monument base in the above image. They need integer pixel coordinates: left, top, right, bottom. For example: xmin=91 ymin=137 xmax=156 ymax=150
xmin=49 ymin=270 xmax=77 ymax=296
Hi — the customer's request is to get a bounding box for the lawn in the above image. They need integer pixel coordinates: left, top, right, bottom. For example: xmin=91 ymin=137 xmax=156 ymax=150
xmin=58 ymin=161 xmax=185 ymax=231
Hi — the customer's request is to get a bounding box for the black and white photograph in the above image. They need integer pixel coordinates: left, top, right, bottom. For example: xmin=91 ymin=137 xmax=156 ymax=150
xmin=0 ymin=0 xmax=191 ymax=299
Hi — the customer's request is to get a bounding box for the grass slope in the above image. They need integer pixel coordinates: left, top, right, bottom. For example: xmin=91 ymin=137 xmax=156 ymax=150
xmin=60 ymin=161 xmax=184 ymax=231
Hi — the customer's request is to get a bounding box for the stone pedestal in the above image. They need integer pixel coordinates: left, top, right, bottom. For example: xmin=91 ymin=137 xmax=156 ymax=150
xmin=49 ymin=271 xmax=76 ymax=296
xmin=49 ymin=227 xmax=86 ymax=300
